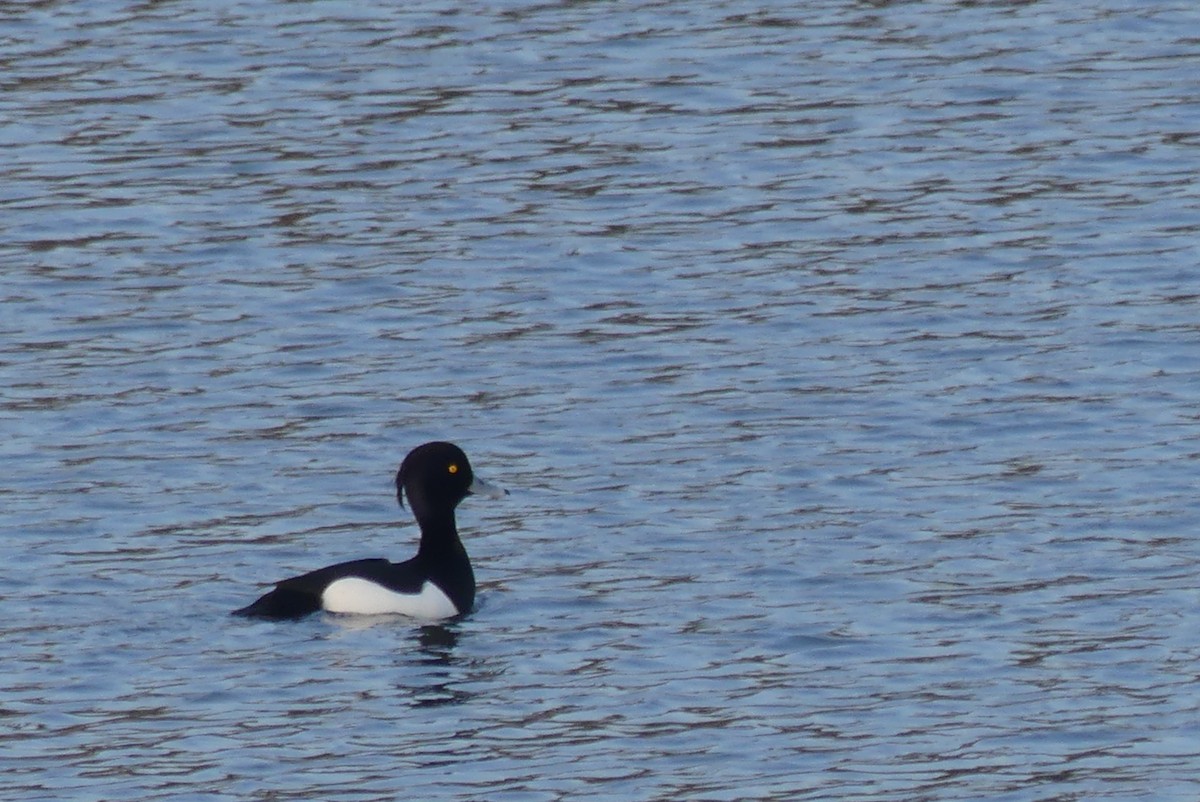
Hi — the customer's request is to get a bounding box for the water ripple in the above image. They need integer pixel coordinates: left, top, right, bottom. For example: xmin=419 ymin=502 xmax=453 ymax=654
xmin=4 ymin=0 xmax=1200 ymax=800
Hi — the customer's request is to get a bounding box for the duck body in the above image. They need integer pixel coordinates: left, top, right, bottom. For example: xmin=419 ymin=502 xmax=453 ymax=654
xmin=233 ymin=441 xmax=505 ymax=621
xmin=231 ymin=555 xmax=469 ymax=620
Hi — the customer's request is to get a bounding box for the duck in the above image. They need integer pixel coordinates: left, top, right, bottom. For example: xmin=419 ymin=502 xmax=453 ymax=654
xmin=233 ymin=441 xmax=506 ymax=620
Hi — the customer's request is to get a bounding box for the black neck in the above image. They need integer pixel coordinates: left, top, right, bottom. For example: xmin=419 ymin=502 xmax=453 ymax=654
xmin=405 ymin=487 xmax=475 ymax=612
xmin=413 ymin=512 xmax=475 ymax=613
xmin=415 ymin=512 xmax=466 ymax=559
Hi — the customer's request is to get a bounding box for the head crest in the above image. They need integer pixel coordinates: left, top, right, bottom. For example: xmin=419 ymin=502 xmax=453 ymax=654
xmin=395 ymin=462 xmax=407 ymax=508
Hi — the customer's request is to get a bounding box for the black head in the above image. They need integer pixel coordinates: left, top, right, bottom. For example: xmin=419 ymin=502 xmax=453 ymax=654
xmin=396 ymin=441 xmax=476 ymax=513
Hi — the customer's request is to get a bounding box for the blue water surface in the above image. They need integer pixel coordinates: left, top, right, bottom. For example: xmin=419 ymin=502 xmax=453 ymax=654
xmin=3 ymin=1 xmax=1200 ymax=799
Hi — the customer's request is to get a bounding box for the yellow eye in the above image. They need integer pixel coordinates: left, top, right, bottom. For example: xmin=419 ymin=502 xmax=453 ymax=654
xmin=448 ymin=463 xmax=459 ymax=474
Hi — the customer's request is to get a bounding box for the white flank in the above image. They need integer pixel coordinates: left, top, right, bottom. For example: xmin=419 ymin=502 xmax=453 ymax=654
xmin=321 ymin=577 xmax=459 ymax=620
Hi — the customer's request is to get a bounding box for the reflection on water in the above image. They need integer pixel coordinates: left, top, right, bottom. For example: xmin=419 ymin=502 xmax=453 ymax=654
xmin=409 ymin=625 xmax=473 ymax=708
xmin=4 ymin=0 xmax=1200 ymax=800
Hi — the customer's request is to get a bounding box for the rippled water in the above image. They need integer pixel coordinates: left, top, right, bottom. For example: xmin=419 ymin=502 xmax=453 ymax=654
xmin=4 ymin=1 xmax=1200 ymax=799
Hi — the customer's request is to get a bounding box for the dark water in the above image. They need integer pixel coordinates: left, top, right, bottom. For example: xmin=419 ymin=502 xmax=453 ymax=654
xmin=4 ymin=1 xmax=1200 ymax=799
